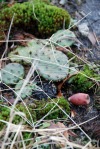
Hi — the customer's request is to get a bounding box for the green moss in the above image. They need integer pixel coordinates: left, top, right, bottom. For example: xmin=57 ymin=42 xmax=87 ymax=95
xmin=0 ymin=103 xmax=36 ymax=130
xmin=0 ymin=106 xmax=10 ymax=130
xmin=22 ymin=132 xmax=32 ymax=146
xmin=33 ymin=97 xmax=70 ymax=120
xmin=0 ymin=97 xmax=70 ymax=130
xmin=69 ymin=65 xmax=100 ymax=92
xmin=0 ymin=0 xmax=70 ymax=38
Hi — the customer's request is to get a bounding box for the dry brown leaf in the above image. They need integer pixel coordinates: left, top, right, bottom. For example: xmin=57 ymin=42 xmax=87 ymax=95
xmin=38 ymin=122 xmax=76 ymax=139
xmin=88 ymin=32 xmax=97 ymax=45
xmin=71 ymin=110 xmax=77 ymax=118
xmin=48 ymin=122 xmax=58 ymax=129
xmin=14 ymin=32 xmax=35 ymax=46
xmin=56 ymin=122 xmax=66 ymax=128
xmin=57 ymin=74 xmax=77 ymax=97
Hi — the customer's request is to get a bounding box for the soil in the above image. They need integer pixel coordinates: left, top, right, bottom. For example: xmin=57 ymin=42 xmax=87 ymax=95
xmin=64 ymin=0 xmax=100 ymax=62
xmin=63 ymin=0 xmax=100 ymax=141
xmin=52 ymin=2 xmax=100 ymax=140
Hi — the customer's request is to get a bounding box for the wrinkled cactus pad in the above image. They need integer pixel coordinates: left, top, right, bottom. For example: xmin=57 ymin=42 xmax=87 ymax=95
xmin=32 ymin=81 xmax=57 ymax=100
xmin=1 ymin=63 xmax=24 ymax=85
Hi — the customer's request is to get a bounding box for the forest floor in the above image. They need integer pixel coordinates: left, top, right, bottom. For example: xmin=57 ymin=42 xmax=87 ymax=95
xmin=0 ymin=0 xmax=100 ymax=148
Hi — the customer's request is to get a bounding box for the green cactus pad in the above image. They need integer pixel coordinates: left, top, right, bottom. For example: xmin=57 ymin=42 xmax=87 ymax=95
xmin=9 ymin=39 xmax=69 ymax=81
xmin=15 ymin=80 xmax=38 ymax=99
xmin=1 ymin=63 xmax=24 ymax=85
xmin=37 ymin=45 xmax=69 ymax=81
xmin=50 ymin=29 xmax=76 ymax=47
xmin=8 ymin=39 xmax=45 ymax=64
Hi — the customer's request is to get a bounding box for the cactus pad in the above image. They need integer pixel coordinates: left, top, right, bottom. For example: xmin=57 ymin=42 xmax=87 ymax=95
xmin=8 ymin=39 xmax=45 ymax=64
xmin=15 ymin=80 xmax=38 ymax=99
xmin=37 ymin=45 xmax=69 ymax=81
xmin=51 ymin=29 xmax=76 ymax=47
xmin=1 ymin=63 xmax=24 ymax=85
xmin=9 ymin=39 xmax=69 ymax=81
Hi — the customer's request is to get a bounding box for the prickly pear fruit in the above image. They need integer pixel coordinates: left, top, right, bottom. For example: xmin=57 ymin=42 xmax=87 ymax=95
xmin=68 ymin=93 xmax=90 ymax=106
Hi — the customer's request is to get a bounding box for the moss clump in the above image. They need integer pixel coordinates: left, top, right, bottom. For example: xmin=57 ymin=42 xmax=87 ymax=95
xmin=22 ymin=132 xmax=32 ymax=146
xmin=0 ymin=97 xmax=70 ymax=130
xmin=0 ymin=103 xmax=36 ymax=130
xmin=13 ymin=104 xmax=37 ymax=124
xmin=0 ymin=0 xmax=70 ymax=38
xmin=33 ymin=97 xmax=70 ymax=120
xmin=0 ymin=105 xmax=10 ymax=130
xmin=69 ymin=65 xmax=100 ymax=92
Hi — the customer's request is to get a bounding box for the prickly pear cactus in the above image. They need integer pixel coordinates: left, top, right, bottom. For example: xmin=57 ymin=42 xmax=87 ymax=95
xmin=37 ymin=45 xmax=69 ymax=81
xmin=9 ymin=39 xmax=69 ymax=81
xmin=8 ymin=39 xmax=45 ymax=64
xmin=50 ymin=29 xmax=76 ymax=47
xmin=15 ymin=80 xmax=38 ymax=99
xmin=1 ymin=63 xmax=24 ymax=85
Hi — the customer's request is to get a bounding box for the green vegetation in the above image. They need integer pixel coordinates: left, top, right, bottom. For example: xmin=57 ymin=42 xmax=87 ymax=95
xmin=33 ymin=97 xmax=70 ymax=120
xmin=0 ymin=0 xmax=70 ymax=38
xmin=22 ymin=132 xmax=32 ymax=145
xmin=9 ymin=39 xmax=69 ymax=81
xmin=69 ymin=65 xmax=100 ymax=92
xmin=1 ymin=63 xmax=25 ymax=85
xmin=0 ymin=104 xmax=36 ymax=130
xmin=0 ymin=97 xmax=70 ymax=130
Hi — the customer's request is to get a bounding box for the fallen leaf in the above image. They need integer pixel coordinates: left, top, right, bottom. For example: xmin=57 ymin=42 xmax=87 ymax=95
xmin=7 ymin=2 xmax=15 ymax=7
xmin=14 ymin=32 xmax=35 ymax=46
xmin=57 ymin=74 xmax=77 ymax=97
xmin=71 ymin=110 xmax=77 ymax=118
xmin=88 ymin=32 xmax=97 ymax=45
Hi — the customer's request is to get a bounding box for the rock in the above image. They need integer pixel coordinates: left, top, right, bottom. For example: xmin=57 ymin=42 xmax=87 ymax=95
xmin=32 ymin=82 xmax=57 ymax=100
xmin=76 ymin=0 xmax=82 ymax=5
xmin=59 ymin=0 xmax=67 ymax=5
xmin=78 ymin=23 xmax=89 ymax=37
xmin=68 ymin=93 xmax=90 ymax=106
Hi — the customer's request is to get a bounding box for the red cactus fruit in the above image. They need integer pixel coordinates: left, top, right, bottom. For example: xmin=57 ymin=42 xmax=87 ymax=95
xmin=68 ymin=93 xmax=90 ymax=106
